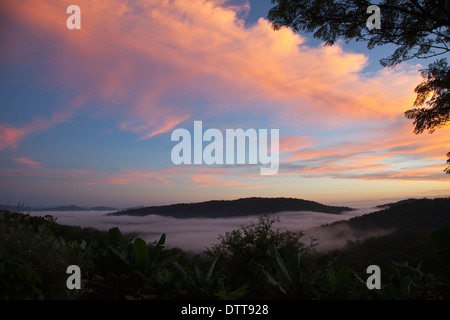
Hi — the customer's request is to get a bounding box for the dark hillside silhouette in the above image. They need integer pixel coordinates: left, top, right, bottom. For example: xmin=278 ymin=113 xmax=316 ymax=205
xmin=110 ymin=197 xmax=353 ymax=218
xmin=326 ymin=197 xmax=450 ymax=233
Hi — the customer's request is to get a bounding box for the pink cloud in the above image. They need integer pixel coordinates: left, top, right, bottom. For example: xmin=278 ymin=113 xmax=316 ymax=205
xmin=0 ymin=0 xmax=420 ymax=134
xmin=0 ymin=111 xmax=72 ymax=150
xmin=81 ymin=167 xmax=191 ymax=186
xmin=279 ymin=121 xmax=450 ymax=181
xmin=13 ymin=157 xmax=43 ymax=169
xmin=0 ymin=126 xmax=26 ymax=150
xmin=189 ymin=173 xmax=247 ymax=188
xmin=0 ymin=165 xmax=176 ymax=187
xmin=141 ymin=115 xmax=191 ymax=139
xmin=119 ymin=114 xmax=191 ymax=139
xmin=279 ymin=135 xmax=312 ymax=155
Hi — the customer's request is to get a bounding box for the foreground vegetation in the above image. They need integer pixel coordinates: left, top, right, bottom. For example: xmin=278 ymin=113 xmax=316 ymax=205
xmin=1 ymin=200 xmax=450 ymax=300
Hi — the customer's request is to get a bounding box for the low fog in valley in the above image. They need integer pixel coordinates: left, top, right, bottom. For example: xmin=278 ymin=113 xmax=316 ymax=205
xmin=28 ymin=207 xmax=393 ymax=253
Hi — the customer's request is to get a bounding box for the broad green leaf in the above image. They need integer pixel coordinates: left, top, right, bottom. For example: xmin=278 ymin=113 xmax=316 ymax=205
xmin=290 ymin=252 xmax=301 ymax=272
xmin=173 ymin=261 xmax=196 ymax=287
xmin=149 ymin=234 xmax=166 ymax=265
xmin=108 ymin=245 xmax=131 ymax=267
xmin=399 ymin=277 xmax=412 ymax=299
xmin=217 ymin=277 xmax=225 ymax=292
xmin=205 ymin=256 xmax=219 ymax=282
xmin=195 ymin=266 xmax=204 ymax=285
xmin=268 ymin=244 xmax=291 ymax=291
xmin=327 ymin=272 xmax=336 ymax=290
xmin=133 ymin=237 xmax=150 ymax=269
xmin=106 ymin=227 xmax=123 ymax=247
xmin=334 ymin=265 xmax=355 ymax=289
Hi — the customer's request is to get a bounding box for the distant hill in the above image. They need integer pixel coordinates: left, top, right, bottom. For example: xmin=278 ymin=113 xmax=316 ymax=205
xmin=0 ymin=204 xmax=117 ymax=212
xmin=45 ymin=205 xmax=86 ymax=211
xmin=326 ymin=197 xmax=450 ymax=233
xmin=35 ymin=205 xmax=117 ymax=211
xmin=0 ymin=204 xmax=29 ymax=212
xmin=109 ymin=197 xmax=354 ymax=218
xmin=314 ymin=198 xmax=450 ymax=286
xmin=375 ymin=198 xmax=420 ymax=209
xmin=89 ymin=206 xmax=118 ymax=211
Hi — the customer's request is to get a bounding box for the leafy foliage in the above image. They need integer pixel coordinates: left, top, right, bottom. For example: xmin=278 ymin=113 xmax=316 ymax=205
xmin=205 ymin=214 xmax=316 ymax=298
xmin=405 ymin=59 xmax=450 ymax=133
xmin=0 ymin=210 xmax=82 ymax=299
xmin=431 ymin=224 xmax=450 ymax=266
xmin=173 ymin=255 xmax=224 ymax=298
xmin=404 ymin=58 xmax=450 ymax=173
xmin=0 ymin=246 xmax=43 ymax=300
xmin=381 ymin=260 xmax=449 ymax=299
xmin=1 ymin=201 xmax=450 ymax=300
xmin=268 ymin=0 xmax=450 ymax=67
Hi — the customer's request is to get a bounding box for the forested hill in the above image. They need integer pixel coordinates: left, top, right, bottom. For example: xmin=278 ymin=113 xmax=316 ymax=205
xmin=328 ymin=197 xmax=450 ymax=233
xmin=109 ymin=197 xmax=353 ymax=218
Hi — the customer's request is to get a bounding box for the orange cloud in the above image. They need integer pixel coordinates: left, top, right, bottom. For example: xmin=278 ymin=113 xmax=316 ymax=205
xmin=189 ymin=172 xmax=247 ymax=187
xmin=279 ymin=135 xmax=312 ymax=155
xmin=0 ymin=0 xmax=420 ymax=135
xmin=280 ymin=119 xmax=450 ymax=181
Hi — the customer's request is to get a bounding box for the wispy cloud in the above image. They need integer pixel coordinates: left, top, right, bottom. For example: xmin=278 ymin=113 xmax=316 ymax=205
xmin=0 ymin=111 xmax=72 ymax=150
xmin=285 ymin=132 xmax=449 ymax=184
xmin=13 ymin=157 xmax=43 ymax=169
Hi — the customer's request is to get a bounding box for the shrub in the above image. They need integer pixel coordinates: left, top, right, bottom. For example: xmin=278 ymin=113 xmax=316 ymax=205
xmin=205 ymin=214 xmax=316 ymax=298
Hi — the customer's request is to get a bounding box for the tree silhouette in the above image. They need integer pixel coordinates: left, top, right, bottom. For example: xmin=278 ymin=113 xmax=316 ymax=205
xmin=267 ymin=0 xmax=450 ymax=173
xmin=405 ymin=59 xmax=450 ymax=173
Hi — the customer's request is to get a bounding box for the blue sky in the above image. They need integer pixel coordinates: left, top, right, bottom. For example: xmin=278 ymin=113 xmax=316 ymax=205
xmin=0 ymin=0 xmax=449 ymax=208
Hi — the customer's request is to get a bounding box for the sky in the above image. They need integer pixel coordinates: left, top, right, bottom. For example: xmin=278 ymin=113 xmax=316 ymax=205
xmin=0 ymin=0 xmax=449 ymax=208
